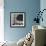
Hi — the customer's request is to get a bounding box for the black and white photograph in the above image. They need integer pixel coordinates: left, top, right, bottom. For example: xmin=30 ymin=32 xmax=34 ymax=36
xmin=10 ymin=12 xmax=25 ymax=27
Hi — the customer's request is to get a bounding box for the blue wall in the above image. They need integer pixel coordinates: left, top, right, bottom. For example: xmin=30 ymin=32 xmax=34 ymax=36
xmin=4 ymin=0 xmax=40 ymax=42
xmin=40 ymin=0 xmax=46 ymax=27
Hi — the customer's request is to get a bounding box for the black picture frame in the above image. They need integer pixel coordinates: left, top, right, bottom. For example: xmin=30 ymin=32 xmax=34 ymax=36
xmin=10 ymin=12 xmax=26 ymax=28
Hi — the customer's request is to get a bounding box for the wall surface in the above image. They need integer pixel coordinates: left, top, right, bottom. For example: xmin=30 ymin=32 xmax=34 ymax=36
xmin=4 ymin=0 xmax=40 ymax=42
xmin=40 ymin=0 xmax=46 ymax=27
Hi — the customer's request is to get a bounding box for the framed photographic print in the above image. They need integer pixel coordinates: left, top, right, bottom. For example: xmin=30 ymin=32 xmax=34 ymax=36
xmin=10 ymin=12 xmax=25 ymax=28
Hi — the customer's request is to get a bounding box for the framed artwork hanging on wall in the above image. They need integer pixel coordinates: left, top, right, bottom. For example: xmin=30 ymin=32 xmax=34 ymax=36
xmin=10 ymin=12 xmax=26 ymax=28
